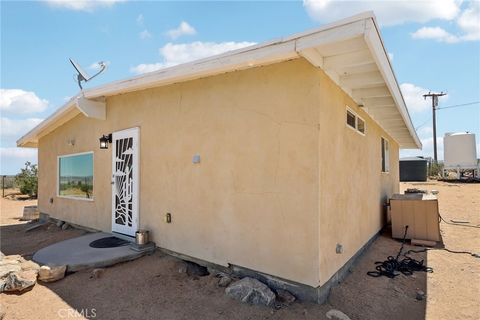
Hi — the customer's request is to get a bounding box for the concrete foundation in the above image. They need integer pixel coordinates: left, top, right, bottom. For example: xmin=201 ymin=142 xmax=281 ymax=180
xmin=160 ymin=231 xmax=379 ymax=303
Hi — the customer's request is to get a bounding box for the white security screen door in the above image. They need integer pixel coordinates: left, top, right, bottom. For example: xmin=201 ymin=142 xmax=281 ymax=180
xmin=111 ymin=127 xmax=139 ymax=236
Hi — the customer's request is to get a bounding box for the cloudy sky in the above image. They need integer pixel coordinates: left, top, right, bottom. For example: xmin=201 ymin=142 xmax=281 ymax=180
xmin=1 ymin=0 xmax=479 ymax=174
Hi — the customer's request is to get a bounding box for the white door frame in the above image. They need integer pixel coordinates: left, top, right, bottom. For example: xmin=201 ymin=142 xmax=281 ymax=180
xmin=111 ymin=127 xmax=140 ymax=236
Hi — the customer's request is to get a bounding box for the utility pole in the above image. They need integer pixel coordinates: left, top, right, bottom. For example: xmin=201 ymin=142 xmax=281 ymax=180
xmin=423 ymin=91 xmax=447 ymax=163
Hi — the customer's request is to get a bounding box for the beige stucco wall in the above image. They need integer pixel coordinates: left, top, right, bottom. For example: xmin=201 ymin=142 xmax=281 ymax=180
xmin=39 ymin=59 xmax=321 ymax=286
xmin=38 ymin=58 xmax=400 ymax=288
xmin=316 ymin=70 xmax=399 ymax=284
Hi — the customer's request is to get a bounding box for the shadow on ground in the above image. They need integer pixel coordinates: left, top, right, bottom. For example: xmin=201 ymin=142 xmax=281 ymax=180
xmin=1 ymin=220 xmax=431 ymax=320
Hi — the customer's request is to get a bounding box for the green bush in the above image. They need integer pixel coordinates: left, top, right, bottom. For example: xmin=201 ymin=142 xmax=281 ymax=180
xmin=15 ymin=161 xmax=38 ymax=198
xmin=428 ymin=161 xmax=444 ymax=178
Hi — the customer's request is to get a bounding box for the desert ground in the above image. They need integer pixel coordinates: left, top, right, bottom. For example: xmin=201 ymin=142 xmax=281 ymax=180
xmin=1 ymin=181 xmax=479 ymax=320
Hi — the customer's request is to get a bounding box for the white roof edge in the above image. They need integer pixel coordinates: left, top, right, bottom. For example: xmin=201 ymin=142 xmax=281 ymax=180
xmin=16 ymin=96 xmax=79 ymax=147
xmin=17 ymin=11 xmax=420 ymax=149
xmin=364 ymin=16 xmax=421 ymax=149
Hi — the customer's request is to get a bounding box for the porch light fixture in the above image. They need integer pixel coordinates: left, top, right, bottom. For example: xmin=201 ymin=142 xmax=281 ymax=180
xmin=99 ymin=134 xmax=112 ymax=149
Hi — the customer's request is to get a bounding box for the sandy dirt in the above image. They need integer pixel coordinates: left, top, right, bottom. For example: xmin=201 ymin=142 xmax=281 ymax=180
xmin=1 ymin=181 xmax=479 ymax=320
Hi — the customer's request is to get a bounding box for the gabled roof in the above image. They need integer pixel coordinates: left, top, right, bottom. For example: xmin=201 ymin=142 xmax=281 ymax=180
xmin=17 ymin=11 xmax=421 ymax=149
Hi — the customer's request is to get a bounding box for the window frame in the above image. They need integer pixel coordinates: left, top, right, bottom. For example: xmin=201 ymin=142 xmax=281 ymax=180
xmin=57 ymin=151 xmax=95 ymax=201
xmin=381 ymin=137 xmax=390 ymax=173
xmin=345 ymin=106 xmax=366 ymax=136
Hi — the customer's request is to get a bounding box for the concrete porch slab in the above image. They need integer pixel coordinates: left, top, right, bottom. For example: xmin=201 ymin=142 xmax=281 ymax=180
xmin=33 ymin=232 xmax=153 ymax=272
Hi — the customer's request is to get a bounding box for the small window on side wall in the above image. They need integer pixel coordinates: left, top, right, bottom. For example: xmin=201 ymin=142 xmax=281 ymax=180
xmin=347 ymin=110 xmax=356 ymax=129
xmin=346 ymin=107 xmax=366 ymax=135
xmin=357 ymin=117 xmax=365 ymax=134
xmin=381 ymin=137 xmax=390 ymax=173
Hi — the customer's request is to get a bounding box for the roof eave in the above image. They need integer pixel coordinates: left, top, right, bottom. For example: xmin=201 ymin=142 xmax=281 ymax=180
xmin=17 ymin=11 xmax=421 ymax=150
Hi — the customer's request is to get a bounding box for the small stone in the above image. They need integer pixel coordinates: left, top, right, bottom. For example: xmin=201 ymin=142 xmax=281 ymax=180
xmin=218 ymin=275 xmax=232 ymax=287
xmin=326 ymin=309 xmax=352 ymax=320
xmin=90 ymin=268 xmax=105 ymax=279
xmin=225 ymin=277 xmax=276 ymax=306
xmin=61 ymin=223 xmax=70 ymax=230
xmin=416 ymin=290 xmax=425 ymax=301
xmin=276 ymin=289 xmax=296 ymax=305
xmin=178 ymin=263 xmax=188 ymax=274
xmin=56 ymin=220 xmax=64 ymax=228
xmin=38 ymin=265 xmax=66 ymax=282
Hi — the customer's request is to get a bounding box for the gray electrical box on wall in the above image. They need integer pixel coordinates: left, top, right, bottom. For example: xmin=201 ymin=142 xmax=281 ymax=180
xmin=192 ymin=154 xmax=201 ymax=164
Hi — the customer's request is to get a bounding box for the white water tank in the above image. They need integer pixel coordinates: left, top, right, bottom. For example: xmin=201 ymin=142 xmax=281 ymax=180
xmin=443 ymin=132 xmax=478 ymax=169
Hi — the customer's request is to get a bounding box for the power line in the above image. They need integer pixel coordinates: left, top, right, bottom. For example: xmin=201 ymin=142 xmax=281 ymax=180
xmin=415 ymin=117 xmax=432 ymax=130
xmin=436 ymin=101 xmax=480 ymax=110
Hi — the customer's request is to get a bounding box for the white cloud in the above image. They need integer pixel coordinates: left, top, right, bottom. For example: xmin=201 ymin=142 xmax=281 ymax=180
xmin=165 ymin=21 xmax=197 ymax=40
xmin=418 ymin=126 xmax=433 ymax=137
xmin=88 ymin=61 xmax=110 ymax=71
xmin=130 ymin=63 xmax=165 ymax=74
xmin=1 ymin=117 xmax=43 ymax=139
xmin=0 ymin=147 xmax=37 ymax=159
xmin=130 ymin=41 xmax=256 ymax=74
xmin=387 ymin=52 xmax=394 ymax=61
xmin=136 ymin=14 xmax=144 ymax=27
xmin=139 ymin=29 xmax=152 ymax=40
xmin=456 ymin=1 xmax=480 ymax=41
xmin=411 ymin=2 xmax=480 ymax=43
xmin=411 ymin=27 xmax=460 ymax=43
xmin=400 ymin=83 xmax=431 ymax=113
xmin=44 ymin=0 xmax=125 ymax=12
xmin=303 ymin=0 xmax=460 ymax=26
xmin=400 ymin=136 xmax=444 ymax=159
xmin=0 ymin=89 xmax=48 ymax=115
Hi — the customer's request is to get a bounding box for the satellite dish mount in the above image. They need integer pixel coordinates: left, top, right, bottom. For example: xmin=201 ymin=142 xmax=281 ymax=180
xmin=69 ymin=58 xmax=107 ymax=90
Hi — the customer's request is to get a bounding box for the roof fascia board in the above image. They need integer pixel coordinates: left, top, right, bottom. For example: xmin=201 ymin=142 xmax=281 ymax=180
xmin=363 ymin=19 xmax=422 ymax=149
xmin=84 ymin=41 xmax=298 ymax=99
xmin=16 ymin=98 xmax=79 ymax=147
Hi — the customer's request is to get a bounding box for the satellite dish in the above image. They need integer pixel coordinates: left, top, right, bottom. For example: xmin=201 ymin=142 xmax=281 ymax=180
xmin=69 ymin=58 xmax=107 ymax=90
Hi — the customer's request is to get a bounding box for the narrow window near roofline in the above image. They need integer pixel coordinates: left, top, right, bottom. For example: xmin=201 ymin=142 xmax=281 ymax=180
xmin=381 ymin=137 xmax=390 ymax=173
xmin=346 ymin=106 xmax=366 ymax=135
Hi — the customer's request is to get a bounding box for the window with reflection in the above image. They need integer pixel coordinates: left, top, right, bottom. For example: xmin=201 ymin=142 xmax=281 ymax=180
xmin=58 ymin=152 xmax=94 ymax=199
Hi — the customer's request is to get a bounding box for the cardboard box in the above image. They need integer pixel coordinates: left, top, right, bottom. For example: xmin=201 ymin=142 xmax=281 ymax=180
xmin=390 ymin=193 xmax=440 ymax=241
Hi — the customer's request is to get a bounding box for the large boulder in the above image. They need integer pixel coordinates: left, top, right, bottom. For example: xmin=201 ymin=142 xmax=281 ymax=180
xmin=38 ymin=265 xmax=66 ymax=282
xmin=0 ymin=253 xmax=40 ymax=293
xmin=225 ymin=277 xmax=276 ymax=306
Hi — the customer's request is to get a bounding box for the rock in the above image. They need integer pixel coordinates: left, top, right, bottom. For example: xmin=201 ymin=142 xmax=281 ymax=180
xmin=326 ymin=309 xmax=352 ymax=320
xmin=225 ymin=277 xmax=276 ymax=306
xmin=1 ymin=270 xmax=37 ymax=292
xmin=38 ymin=265 xmax=66 ymax=282
xmin=56 ymin=220 xmax=64 ymax=228
xmin=90 ymin=268 xmax=105 ymax=279
xmin=0 ymin=254 xmax=40 ymax=293
xmin=0 ymin=304 xmax=5 ymax=320
xmin=276 ymin=289 xmax=296 ymax=305
xmin=61 ymin=223 xmax=70 ymax=230
xmin=185 ymin=261 xmax=209 ymax=277
xmin=416 ymin=290 xmax=425 ymax=301
xmin=177 ymin=262 xmax=188 ymax=274
xmin=218 ymin=275 xmax=232 ymax=287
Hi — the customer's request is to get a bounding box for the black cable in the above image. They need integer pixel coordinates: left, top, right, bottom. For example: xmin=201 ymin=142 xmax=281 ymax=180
xmin=436 ymin=101 xmax=480 ymax=110
xmin=439 ymin=213 xmax=480 ymax=229
xmin=367 ymin=226 xmax=433 ymax=278
xmin=367 ymin=224 xmax=480 ymax=279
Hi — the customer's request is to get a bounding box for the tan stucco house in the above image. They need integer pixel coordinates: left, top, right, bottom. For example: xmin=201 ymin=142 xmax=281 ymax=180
xmin=18 ymin=12 xmax=420 ymax=302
